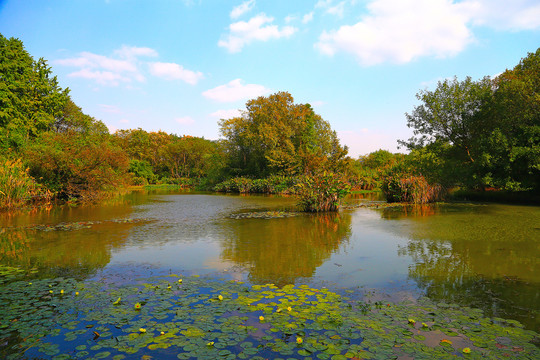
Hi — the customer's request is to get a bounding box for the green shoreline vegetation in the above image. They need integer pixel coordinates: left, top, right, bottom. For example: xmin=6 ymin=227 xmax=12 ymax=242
xmin=1 ymin=34 xmax=538 ymax=211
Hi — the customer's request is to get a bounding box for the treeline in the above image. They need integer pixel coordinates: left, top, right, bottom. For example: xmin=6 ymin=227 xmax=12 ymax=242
xmin=388 ymin=48 xmax=540 ymax=203
xmin=1 ymin=33 xmax=538 ymax=209
xmin=0 ymin=34 xmax=355 ymax=210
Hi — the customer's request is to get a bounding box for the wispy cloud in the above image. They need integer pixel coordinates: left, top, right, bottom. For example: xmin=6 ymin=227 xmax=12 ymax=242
xmin=56 ymin=45 xmax=203 ymax=87
xmin=114 ymin=45 xmax=158 ymax=59
xmin=230 ymin=0 xmax=255 ymax=19
xmin=203 ymin=79 xmax=270 ymax=102
xmin=56 ymin=46 xmax=156 ymax=86
xmin=302 ymin=12 xmax=314 ymax=24
xmin=326 ymin=1 xmax=346 ymax=17
xmin=219 ymin=13 xmax=297 ymax=53
xmin=210 ymin=109 xmax=242 ymax=119
xmin=467 ymin=0 xmax=540 ymax=30
xmin=149 ymin=62 xmax=203 ymax=85
xmin=99 ymin=104 xmax=123 ymax=114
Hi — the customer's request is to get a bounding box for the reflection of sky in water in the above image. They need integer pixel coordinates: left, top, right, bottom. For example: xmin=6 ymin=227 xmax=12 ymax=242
xmin=105 ymin=194 xmax=417 ymax=290
xmin=2 ymin=191 xmax=538 ymax=330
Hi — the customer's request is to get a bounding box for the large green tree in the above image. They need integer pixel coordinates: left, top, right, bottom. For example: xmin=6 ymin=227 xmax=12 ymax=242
xmin=0 ymin=34 xmax=69 ymax=150
xmin=219 ymin=92 xmax=348 ymax=177
xmin=401 ymin=49 xmax=540 ymax=191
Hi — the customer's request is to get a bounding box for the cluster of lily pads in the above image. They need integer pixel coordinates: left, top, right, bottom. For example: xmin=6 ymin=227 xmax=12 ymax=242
xmin=12 ymin=218 xmax=154 ymax=232
xmin=229 ymin=211 xmax=299 ymax=220
xmin=0 ymin=266 xmax=538 ymax=360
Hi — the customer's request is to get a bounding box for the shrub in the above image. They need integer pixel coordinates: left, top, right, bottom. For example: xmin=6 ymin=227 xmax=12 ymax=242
xmin=382 ymin=173 xmax=446 ymax=204
xmin=295 ymin=172 xmax=351 ymax=212
xmin=213 ymin=177 xmax=253 ymax=193
xmin=25 ymin=132 xmax=129 ymax=200
xmin=0 ymin=159 xmax=50 ymax=209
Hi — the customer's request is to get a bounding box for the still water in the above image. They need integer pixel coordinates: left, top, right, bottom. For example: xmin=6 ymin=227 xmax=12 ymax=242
xmin=1 ymin=190 xmax=539 ymax=331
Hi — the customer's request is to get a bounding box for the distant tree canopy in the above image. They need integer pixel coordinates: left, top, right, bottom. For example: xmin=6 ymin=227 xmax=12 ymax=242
xmin=0 ymin=34 xmax=70 ymax=150
xmin=112 ymin=129 xmax=225 ymax=182
xmin=219 ymin=91 xmax=349 ymax=177
xmin=401 ymin=48 xmax=540 ymax=191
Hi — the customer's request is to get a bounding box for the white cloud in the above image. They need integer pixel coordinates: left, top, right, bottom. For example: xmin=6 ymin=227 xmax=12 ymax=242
xmin=210 ymin=109 xmax=242 ymax=119
xmin=285 ymin=15 xmax=296 ymax=23
xmin=149 ymin=62 xmax=204 ymax=85
xmin=302 ymin=12 xmax=314 ymax=24
xmin=316 ymin=0 xmax=334 ymax=9
xmin=114 ymin=45 xmax=158 ymax=59
xmin=230 ymin=0 xmax=255 ymax=19
xmin=315 ymin=0 xmax=540 ymax=66
xmin=175 ymin=116 xmax=195 ymax=125
xmin=219 ymin=13 xmax=297 ymax=53
xmin=202 ymin=79 xmax=270 ymax=102
xmin=327 ymin=1 xmax=346 ymax=17
xmin=58 ymin=52 xmax=137 ymax=72
xmin=467 ymin=0 xmax=540 ymax=30
xmin=316 ymin=0 xmax=474 ymax=65
xmin=56 ymin=46 xmax=158 ymax=86
xmin=67 ymin=69 xmax=129 ymax=86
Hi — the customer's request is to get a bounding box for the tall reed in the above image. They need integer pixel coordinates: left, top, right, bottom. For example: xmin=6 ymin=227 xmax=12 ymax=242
xmin=296 ymin=172 xmax=351 ymax=212
xmin=382 ymin=173 xmax=446 ymax=204
xmin=0 ymin=159 xmax=49 ymax=209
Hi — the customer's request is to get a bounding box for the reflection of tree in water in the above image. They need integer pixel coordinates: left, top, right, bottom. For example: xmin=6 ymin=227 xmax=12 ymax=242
xmin=395 ymin=204 xmax=540 ymax=330
xmin=0 ymin=191 xmax=148 ymax=280
xmin=380 ymin=204 xmax=438 ymax=219
xmin=221 ymin=212 xmax=352 ymax=287
xmin=0 ymin=222 xmax=135 ymax=281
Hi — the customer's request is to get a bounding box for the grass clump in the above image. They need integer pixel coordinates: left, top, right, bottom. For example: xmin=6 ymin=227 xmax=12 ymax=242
xmin=382 ymin=173 xmax=446 ymax=204
xmin=0 ymin=159 xmax=50 ymax=209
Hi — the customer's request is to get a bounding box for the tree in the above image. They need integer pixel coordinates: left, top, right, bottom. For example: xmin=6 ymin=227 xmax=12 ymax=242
xmin=25 ymin=130 xmax=129 ymax=199
xmin=401 ymin=76 xmax=493 ymax=164
xmin=159 ymin=135 xmax=218 ymax=179
xmin=482 ymin=48 xmax=540 ymax=190
xmin=0 ymin=34 xmax=69 ymax=150
xmin=219 ymin=92 xmax=348 ymax=177
xmin=401 ymin=48 xmax=540 ymax=191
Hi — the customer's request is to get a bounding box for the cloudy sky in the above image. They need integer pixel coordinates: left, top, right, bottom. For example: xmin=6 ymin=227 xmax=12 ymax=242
xmin=1 ymin=0 xmax=538 ymax=156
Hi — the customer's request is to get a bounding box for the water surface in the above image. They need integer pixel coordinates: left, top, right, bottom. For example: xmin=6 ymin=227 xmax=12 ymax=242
xmin=1 ymin=190 xmax=538 ymax=330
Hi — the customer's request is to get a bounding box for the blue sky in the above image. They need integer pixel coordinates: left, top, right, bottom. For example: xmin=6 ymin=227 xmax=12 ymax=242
xmin=1 ymin=0 xmax=538 ymax=157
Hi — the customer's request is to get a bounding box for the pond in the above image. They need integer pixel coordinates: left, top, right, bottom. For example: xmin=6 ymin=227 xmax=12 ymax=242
xmin=0 ymin=190 xmax=539 ymax=358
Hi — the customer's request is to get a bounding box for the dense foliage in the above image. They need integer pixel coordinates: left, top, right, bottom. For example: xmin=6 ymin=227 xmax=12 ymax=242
xmin=0 ymin=35 xmax=69 ymax=150
xmin=400 ymin=48 xmax=540 ymax=193
xmin=219 ymin=92 xmax=349 ymax=178
xmin=1 ymin=33 xmax=536 ymax=208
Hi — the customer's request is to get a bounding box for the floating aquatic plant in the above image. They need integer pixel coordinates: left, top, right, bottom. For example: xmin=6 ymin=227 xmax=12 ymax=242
xmin=0 ymin=269 xmax=538 ymax=360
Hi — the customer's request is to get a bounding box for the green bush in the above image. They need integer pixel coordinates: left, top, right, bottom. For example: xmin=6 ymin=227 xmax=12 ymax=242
xmin=295 ymin=172 xmax=350 ymax=212
xmin=128 ymin=159 xmax=156 ymax=184
xmin=213 ymin=177 xmax=253 ymax=193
